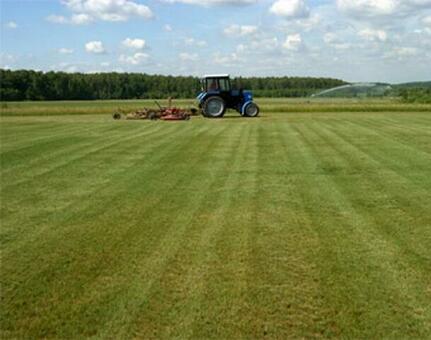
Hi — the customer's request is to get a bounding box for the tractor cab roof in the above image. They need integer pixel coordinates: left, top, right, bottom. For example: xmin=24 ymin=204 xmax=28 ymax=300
xmin=202 ymin=74 xmax=230 ymax=79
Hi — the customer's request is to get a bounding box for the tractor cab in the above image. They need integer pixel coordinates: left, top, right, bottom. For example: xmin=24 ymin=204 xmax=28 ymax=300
xmin=201 ymin=75 xmax=232 ymax=93
xmin=197 ymin=74 xmax=259 ymax=118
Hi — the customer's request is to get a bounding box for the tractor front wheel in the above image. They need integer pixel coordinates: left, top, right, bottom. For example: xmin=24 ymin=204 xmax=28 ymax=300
xmin=243 ymin=102 xmax=260 ymax=117
xmin=202 ymin=96 xmax=226 ymax=118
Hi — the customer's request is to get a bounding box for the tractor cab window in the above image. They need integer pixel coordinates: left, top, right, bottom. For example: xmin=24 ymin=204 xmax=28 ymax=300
xmin=206 ymin=78 xmax=218 ymax=91
xmin=219 ymin=78 xmax=231 ymax=92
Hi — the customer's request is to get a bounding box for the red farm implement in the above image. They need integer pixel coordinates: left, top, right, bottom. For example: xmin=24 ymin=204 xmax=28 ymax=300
xmin=113 ymin=98 xmax=197 ymax=121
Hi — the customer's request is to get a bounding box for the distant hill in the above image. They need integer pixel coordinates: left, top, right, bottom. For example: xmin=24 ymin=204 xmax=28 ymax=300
xmin=393 ymin=81 xmax=431 ymax=89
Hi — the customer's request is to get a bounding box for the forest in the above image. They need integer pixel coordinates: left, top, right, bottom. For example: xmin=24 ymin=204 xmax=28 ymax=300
xmin=398 ymin=87 xmax=431 ymax=103
xmin=0 ymin=69 xmax=346 ymax=101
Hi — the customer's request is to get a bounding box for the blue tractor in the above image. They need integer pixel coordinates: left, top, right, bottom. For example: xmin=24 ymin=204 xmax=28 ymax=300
xmin=197 ymin=74 xmax=260 ymax=118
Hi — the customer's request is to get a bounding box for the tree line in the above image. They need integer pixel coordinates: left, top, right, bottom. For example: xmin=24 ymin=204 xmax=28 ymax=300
xmin=0 ymin=69 xmax=347 ymax=101
xmin=398 ymin=88 xmax=431 ymax=104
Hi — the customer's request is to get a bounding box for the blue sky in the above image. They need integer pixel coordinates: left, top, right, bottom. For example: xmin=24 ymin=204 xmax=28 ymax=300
xmin=1 ymin=0 xmax=431 ymax=83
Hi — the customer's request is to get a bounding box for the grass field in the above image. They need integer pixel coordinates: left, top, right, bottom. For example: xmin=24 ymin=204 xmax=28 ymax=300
xmin=2 ymin=97 xmax=431 ymax=116
xmin=1 ymin=99 xmax=431 ymax=338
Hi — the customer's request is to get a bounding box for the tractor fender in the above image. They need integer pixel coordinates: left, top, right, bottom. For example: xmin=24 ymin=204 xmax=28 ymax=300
xmin=241 ymin=101 xmax=253 ymax=116
xmin=197 ymin=92 xmax=214 ymax=107
xmin=196 ymin=92 xmax=206 ymax=102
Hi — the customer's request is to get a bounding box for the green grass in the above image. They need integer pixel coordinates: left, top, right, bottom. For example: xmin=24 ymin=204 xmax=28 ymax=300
xmin=2 ymin=97 xmax=431 ymax=116
xmin=1 ymin=102 xmax=431 ymax=338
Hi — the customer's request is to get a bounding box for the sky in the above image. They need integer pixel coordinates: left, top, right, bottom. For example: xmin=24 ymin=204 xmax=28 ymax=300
xmin=1 ymin=0 xmax=431 ymax=83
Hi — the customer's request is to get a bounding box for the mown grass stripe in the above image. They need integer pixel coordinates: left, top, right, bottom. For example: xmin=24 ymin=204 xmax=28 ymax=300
xmin=0 ymin=122 xmax=216 ymax=338
xmin=1 ymin=122 xmax=167 ymax=187
xmin=292 ymin=121 xmax=430 ymax=338
xmin=1 ymin=123 xmax=200 ymax=253
xmin=348 ymin=117 xmax=431 ymax=157
xmin=182 ymin=122 xmax=255 ymax=338
xmin=0 ymin=123 xmax=100 ymax=154
xmin=78 ymin=124 xmax=233 ymax=338
xmin=240 ymin=120 xmax=326 ymax=338
xmin=0 ymin=121 xmax=124 ymax=158
xmin=121 ymin=122 xmax=249 ymax=338
xmin=381 ymin=116 xmax=431 ymax=134
xmin=313 ymin=118 xmax=431 ymax=268
xmin=309 ymin=118 xmax=431 ymax=261
xmin=325 ymin=118 xmax=431 ymax=206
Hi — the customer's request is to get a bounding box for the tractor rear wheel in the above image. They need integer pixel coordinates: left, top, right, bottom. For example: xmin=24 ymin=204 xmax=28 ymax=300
xmin=202 ymin=96 xmax=226 ymax=118
xmin=243 ymin=102 xmax=260 ymax=117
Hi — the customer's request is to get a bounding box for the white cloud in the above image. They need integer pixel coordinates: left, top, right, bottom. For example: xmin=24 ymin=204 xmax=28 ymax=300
xmin=46 ymin=15 xmax=68 ymax=24
xmin=48 ymin=0 xmax=153 ymax=25
xmin=250 ymin=36 xmax=279 ymax=50
xmin=276 ymin=12 xmax=321 ymax=34
xmin=296 ymin=13 xmax=321 ymax=30
xmin=5 ymin=21 xmax=18 ymax=29
xmin=46 ymin=13 xmax=92 ymax=25
xmin=358 ymin=28 xmax=388 ymax=42
xmin=423 ymin=15 xmax=431 ymax=34
xmin=223 ymin=24 xmax=258 ymax=37
xmin=384 ymin=45 xmax=421 ymax=60
xmin=119 ymin=52 xmax=149 ymax=65
xmin=85 ymin=41 xmax=106 ymax=54
xmin=213 ymin=52 xmax=241 ymax=65
xmin=122 ymin=38 xmax=146 ymax=50
xmin=333 ymin=43 xmax=351 ymax=50
xmin=58 ymin=48 xmax=74 ymax=54
xmin=236 ymin=44 xmax=247 ymax=53
xmin=322 ymin=31 xmax=351 ymax=50
xmin=323 ymin=32 xmax=338 ymax=44
xmin=64 ymin=0 xmax=153 ymax=21
xmin=337 ymin=0 xmax=397 ymax=17
xmin=163 ymin=0 xmax=256 ymax=6
xmin=405 ymin=0 xmax=431 ymax=7
xmin=54 ymin=62 xmax=79 ymax=73
xmin=179 ymin=52 xmax=199 ymax=61
xmin=184 ymin=38 xmax=207 ymax=47
xmin=64 ymin=65 xmax=79 ymax=73
xmin=337 ymin=0 xmax=431 ymax=19
xmin=393 ymin=46 xmax=418 ymax=56
xmin=196 ymin=41 xmax=207 ymax=47
xmin=164 ymin=24 xmax=173 ymax=32
xmin=224 ymin=36 xmax=279 ymax=61
xmin=282 ymin=33 xmax=303 ymax=50
xmin=70 ymin=13 xmax=93 ymax=24
xmin=0 ymin=53 xmax=16 ymax=69
xmin=270 ymin=0 xmax=310 ymax=19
